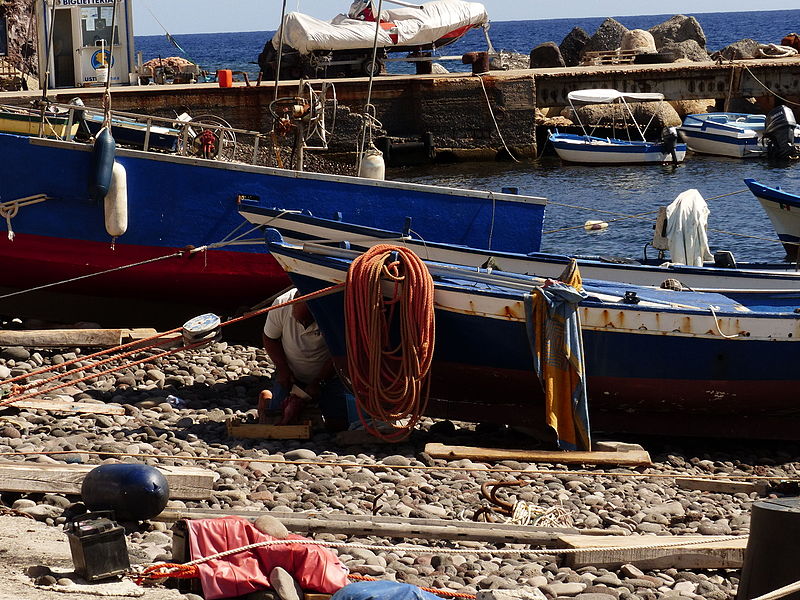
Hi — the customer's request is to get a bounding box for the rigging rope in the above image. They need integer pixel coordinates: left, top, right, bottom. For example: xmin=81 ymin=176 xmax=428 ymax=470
xmin=0 ymin=283 xmax=345 ymax=408
xmin=0 ymin=194 xmax=48 ymax=241
xmin=356 ymin=0 xmax=385 ymax=172
xmin=345 ymin=244 xmax=435 ymax=441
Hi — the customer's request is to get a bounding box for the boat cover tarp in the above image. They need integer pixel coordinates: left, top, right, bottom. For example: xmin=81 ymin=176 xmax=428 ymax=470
xmin=567 ymin=89 xmax=665 ymax=104
xmin=665 ymin=189 xmax=713 ymax=267
xmin=524 ymin=273 xmax=591 ymax=451
xmin=272 ymin=0 xmax=488 ymax=54
xmin=332 ymin=581 xmax=442 ymax=600
xmin=187 ymin=517 xmax=349 ymax=600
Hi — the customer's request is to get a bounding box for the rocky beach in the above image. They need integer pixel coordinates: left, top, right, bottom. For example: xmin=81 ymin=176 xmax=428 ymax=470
xmin=0 ymin=339 xmax=797 ymax=600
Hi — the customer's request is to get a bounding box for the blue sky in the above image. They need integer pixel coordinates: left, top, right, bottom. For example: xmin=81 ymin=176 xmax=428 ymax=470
xmin=132 ymin=1 xmax=798 ymax=36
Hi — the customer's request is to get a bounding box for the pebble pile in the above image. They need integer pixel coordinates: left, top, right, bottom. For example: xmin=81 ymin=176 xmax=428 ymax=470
xmin=0 ymin=341 xmax=798 ymax=600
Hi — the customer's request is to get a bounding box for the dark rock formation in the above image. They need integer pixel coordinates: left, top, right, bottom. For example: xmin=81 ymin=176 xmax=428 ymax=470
xmin=529 ymin=42 xmax=566 ymax=68
xmin=582 ymin=18 xmax=630 ymax=56
xmin=661 ymin=39 xmax=711 ymax=62
xmin=713 ymin=38 xmax=761 ymax=61
xmin=649 ymin=15 xmax=706 ymax=50
xmin=559 ymin=27 xmax=590 ymax=67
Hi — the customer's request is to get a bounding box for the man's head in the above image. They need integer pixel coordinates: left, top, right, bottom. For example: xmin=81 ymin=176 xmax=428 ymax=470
xmin=292 ymin=300 xmax=314 ymax=328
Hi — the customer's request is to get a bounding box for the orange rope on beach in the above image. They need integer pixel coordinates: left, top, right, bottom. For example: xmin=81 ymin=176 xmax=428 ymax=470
xmin=345 ymin=245 xmax=435 ymax=442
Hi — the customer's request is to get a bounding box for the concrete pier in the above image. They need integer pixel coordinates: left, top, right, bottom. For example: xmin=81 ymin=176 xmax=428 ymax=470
xmin=2 ymin=57 xmax=799 ymax=159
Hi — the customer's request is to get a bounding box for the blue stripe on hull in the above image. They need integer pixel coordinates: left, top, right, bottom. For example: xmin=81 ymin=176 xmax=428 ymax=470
xmin=0 ymin=134 xmax=545 ymax=255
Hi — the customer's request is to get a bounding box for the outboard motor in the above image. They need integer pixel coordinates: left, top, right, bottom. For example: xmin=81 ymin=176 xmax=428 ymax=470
xmin=661 ymin=126 xmax=679 ymax=164
xmin=764 ymin=105 xmax=799 ymax=161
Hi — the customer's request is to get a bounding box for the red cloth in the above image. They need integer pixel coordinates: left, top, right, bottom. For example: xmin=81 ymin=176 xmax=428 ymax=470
xmin=187 ymin=517 xmax=350 ymax=600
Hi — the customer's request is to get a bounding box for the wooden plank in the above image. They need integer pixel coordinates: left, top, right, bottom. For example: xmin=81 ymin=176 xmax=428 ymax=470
xmin=13 ymin=399 xmax=125 ymax=415
xmin=0 ymin=461 xmax=213 ymax=500
xmin=0 ymin=328 xmax=160 ymax=348
xmin=156 ymin=507 xmax=577 ymax=545
xmin=557 ymin=534 xmax=747 ymax=569
xmin=226 ymin=419 xmax=311 ymax=440
xmin=675 ymin=477 xmax=768 ymax=495
xmin=424 ymin=443 xmax=652 ymax=466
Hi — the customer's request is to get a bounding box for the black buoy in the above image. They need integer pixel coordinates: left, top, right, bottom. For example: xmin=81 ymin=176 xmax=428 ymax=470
xmin=737 ymin=497 xmax=800 ymax=600
xmin=81 ymin=463 xmax=169 ymax=521
xmin=89 ymin=127 xmax=116 ymax=201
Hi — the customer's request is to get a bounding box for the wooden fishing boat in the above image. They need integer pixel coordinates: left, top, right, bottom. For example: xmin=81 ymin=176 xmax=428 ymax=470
xmin=0 ymin=104 xmax=78 ymax=139
xmin=549 ymin=90 xmax=686 ymax=165
xmin=240 ymin=205 xmax=800 ymax=291
xmin=0 ymin=129 xmax=545 ymax=318
xmin=745 ymin=178 xmax=800 ymax=260
xmin=267 ymin=236 xmax=800 ymax=439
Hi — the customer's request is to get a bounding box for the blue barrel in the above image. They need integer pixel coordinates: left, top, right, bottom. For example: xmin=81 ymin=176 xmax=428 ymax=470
xmin=81 ymin=464 xmax=170 ymax=521
xmin=89 ymin=127 xmax=116 ymax=201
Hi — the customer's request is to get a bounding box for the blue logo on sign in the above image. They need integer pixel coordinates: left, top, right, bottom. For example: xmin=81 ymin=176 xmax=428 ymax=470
xmin=91 ymin=49 xmax=114 ymax=70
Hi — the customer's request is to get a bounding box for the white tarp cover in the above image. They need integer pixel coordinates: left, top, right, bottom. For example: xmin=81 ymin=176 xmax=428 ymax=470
xmin=567 ymin=89 xmax=665 ymax=104
xmin=665 ymin=189 xmax=713 ymax=267
xmin=272 ymin=0 xmax=488 ymax=54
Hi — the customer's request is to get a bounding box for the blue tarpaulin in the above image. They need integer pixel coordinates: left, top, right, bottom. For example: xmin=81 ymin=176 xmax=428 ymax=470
xmin=332 ymin=581 xmax=442 ymax=600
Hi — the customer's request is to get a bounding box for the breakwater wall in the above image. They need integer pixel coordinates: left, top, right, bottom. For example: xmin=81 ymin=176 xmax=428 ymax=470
xmin=2 ymin=57 xmax=799 ymax=160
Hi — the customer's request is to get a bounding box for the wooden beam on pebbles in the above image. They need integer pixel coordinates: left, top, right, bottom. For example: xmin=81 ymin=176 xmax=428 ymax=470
xmin=0 ymin=461 xmax=213 ymax=500
xmin=675 ymin=477 xmax=768 ymax=495
xmin=12 ymin=399 xmax=125 ymax=415
xmin=156 ymin=507 xmax=578 ymax=545
xmin=424 ymin=443 xmax=652 ymax=466
xmin=0 ymin=328 xmax=159 ymax=348
xmin=557 ymin=534 xmax=747 ymax=569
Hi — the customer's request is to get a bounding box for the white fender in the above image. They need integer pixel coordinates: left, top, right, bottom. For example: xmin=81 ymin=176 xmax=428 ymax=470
xmin=358 ymin=148 xmax=386 ymax=180
xmin=105 ymin=161 xmax=128 ymax=237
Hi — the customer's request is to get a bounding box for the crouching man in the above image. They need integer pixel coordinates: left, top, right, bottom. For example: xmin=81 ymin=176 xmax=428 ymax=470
xmin=259 ymin=288 xmax=352 ymax=431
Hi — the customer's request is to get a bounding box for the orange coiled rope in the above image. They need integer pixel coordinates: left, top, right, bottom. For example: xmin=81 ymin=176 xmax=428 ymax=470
xmin=344 ymin=245 xmax=435 ymax=441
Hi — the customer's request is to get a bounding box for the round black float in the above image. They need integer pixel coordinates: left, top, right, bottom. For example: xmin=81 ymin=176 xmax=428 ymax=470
xmin=81 ymin=464 xmax=170 ymax=521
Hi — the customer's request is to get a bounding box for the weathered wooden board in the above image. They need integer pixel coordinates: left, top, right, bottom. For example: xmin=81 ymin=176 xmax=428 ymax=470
xmin=157 ymin=507 xmax=577 ymax=545
xmin=13 ymin=399 xmax=125 ymax=416
xmin=424 ymin=443 xmax=652 ymax=466
xmin=226 ymin=419 xmax=311 ymax=440
xmin=675 ymin=477 xmax=768 ymax=495
xmin=558 ymin=534 xmax=747 ymax=569
xmin=0 ymin=461 xmax=213 ymax=500
xmin=0 ymin=328 xmax=159 ymax=348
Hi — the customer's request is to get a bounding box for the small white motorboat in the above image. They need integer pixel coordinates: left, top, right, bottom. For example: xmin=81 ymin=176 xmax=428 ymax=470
xmin=678 ymin=108 xmax=800 ymax=158
xmin=548 ymin=89 xmax=686 ymax=165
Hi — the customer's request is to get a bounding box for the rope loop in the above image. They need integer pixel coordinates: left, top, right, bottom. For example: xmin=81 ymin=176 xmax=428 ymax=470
xmin=345 ymin=245 xmax=435 ymax=441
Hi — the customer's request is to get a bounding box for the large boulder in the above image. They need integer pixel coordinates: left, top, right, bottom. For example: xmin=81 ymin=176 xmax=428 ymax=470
xmin=669 ymin=99 xmax=716 ymax=118
xmin=559 ymin=27 xmax=590 ymax=67
xmin=660 ymin=40 xmax=711 ymax=62
xmin=564 ymin=99 xmax=681 ymax=130
xmin=713 ymin=38 xmax=760 ymax=61
xmin=621 ymin=29 xmax=657 ymax=54
xmin=649 ymin=15 xmax=706 ymax=50
xmin=529 ymin=42 xmax=566 ymax=68
xmin=582 ymin=18 xmax=630 ymax=56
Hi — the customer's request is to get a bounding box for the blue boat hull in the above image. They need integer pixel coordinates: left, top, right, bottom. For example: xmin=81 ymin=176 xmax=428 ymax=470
xmin=745 ymin=178 xmax=800 ymax=260
xmin=0 ymin=133 xmax=545 ymax=313
xmin=270 ymin=244 xmax=800 ymax=437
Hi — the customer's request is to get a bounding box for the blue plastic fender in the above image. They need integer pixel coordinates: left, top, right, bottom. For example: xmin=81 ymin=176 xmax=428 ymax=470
xmin=89 ymin=127 xmax=116 ymax=201
xmin=80 ymin=463 xmax=170 ymax=521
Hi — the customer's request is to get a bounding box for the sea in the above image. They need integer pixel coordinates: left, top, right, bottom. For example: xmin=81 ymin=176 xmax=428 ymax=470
xmin=135 ymin=9 xmax=800 ymax=263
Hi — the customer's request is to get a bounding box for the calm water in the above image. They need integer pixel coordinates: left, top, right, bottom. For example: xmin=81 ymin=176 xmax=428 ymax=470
xmin=135 ymin=9 xmax=800 ymax=264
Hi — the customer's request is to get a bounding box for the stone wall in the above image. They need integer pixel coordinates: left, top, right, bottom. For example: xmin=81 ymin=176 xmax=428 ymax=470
xmin=1 ymin=0 xmax=37 ymax=78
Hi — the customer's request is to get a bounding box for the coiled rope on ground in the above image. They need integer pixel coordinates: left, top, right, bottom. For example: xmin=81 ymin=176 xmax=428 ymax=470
xmin=345 ymin=245 xmax=435 ymax=442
